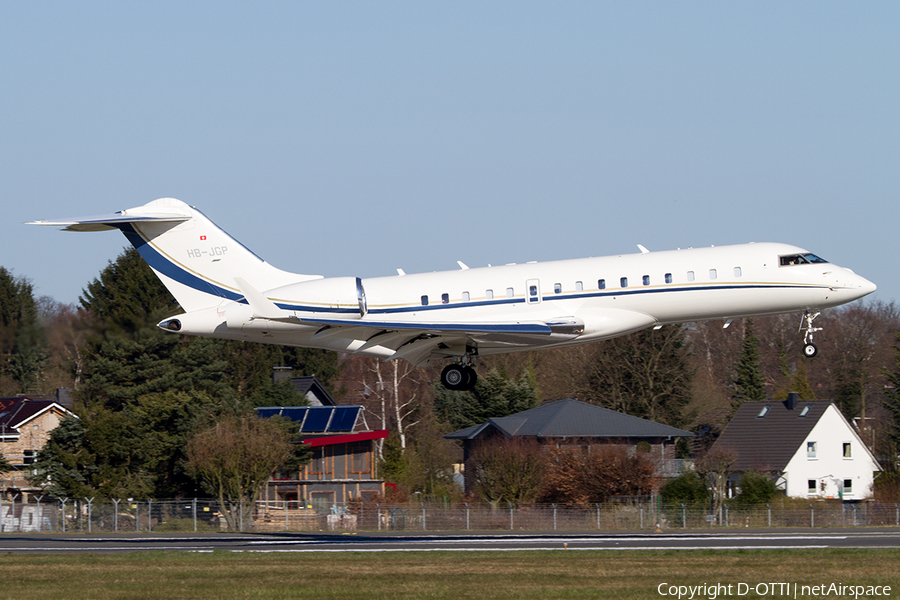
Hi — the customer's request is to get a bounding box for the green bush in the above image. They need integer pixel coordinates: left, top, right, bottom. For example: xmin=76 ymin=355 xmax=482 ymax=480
xmin=661 ymin=470 xmax=708 ymax=505
xmin=734 ymin=470 xmax=780 ymax=505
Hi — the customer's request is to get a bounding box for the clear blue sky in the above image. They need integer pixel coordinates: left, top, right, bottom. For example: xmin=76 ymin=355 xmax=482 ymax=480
xmin=2 ymin=2 xmax=898 ymax=307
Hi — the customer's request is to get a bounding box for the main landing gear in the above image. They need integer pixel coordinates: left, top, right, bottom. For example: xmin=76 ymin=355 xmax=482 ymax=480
xmin=441 ymin=361 xmax=478 ymax=391
xmin=800 ymin=310 xmax=822 ymax=358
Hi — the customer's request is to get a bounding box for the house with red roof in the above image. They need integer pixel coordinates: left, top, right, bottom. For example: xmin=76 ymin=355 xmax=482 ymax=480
xmin=256 ymin=376 xmax=388 ymax=514
xmin=1 ymin=395 xmax=77 ymax=499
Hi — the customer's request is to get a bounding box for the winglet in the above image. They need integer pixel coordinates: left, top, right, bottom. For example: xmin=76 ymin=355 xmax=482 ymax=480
xmin=234 ymin=277 xmax=285 ymax=320
xmin=637 ymin=244 xmax=650 ymax=254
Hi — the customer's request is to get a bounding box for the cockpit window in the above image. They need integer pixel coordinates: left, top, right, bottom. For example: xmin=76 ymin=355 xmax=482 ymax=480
xmin=779 ymin=253 xmax=829 ymax=267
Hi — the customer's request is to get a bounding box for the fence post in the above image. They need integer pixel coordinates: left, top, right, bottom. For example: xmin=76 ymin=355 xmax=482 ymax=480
xmin=112 ymin=499 xmax=120 ymax=533
xmin=148 ymin=499 xmax=153 ymax=532
xmin=193 ymin=498 xmax=198 ymax=532
xmin=896 ymin=504 xmax=898 ymax=527
xmin=509 ymin=503 xmax=514 ymax=531
xmin=422 ymin=502 xmax=426 ymax=531
xmin=552 ymin=504 xmax=557 ymax=531
xmin=724 ymin=504 xmax=729 ymax=528
xmin=767 ymin=504 xmax=771 ymax=528
xmin=596 ymin=503 xmax=601 ymax=530
xmin=10 ymin=494 xmax=17 ymax=533
xmin=640 ymin=503 xmax=644 ymax=530
xmin=810 ymin=504 xmax=814 ymax=528
xmin=84 ymin=498 xmax=94 ymax=533
xmin=239 ymin=499 xmax=243 ymax=532
xmin=285 ymin=499 xmax=289 ymax=532
xmin=60 ymin=498 xmax=68 ymax=533
xmin=376 ymin=504 xmax=381 ymax=531
xmin=35 ymin=496 xmax=43 ymax=533
xmin=465 ymin=503 xmax=470 ymax=531
xmin=135 ymin=501 xmax=140 ymax=533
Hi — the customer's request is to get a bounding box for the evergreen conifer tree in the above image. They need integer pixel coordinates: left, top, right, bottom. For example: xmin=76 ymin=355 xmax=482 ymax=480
xmin=732 ymin=319 xmax=767 ymax=410
xmin=434 ymin=368 xmax=540 ymax=431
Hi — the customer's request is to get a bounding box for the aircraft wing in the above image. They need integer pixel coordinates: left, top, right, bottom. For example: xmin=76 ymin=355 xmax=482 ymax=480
xmin=291 ymin=315 xmax=585 ymax=366
xmin=233 ymin=277 xmax=585 ymax=366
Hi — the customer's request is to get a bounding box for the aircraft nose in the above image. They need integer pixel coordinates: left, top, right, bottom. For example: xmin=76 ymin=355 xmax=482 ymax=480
xmin=847 ymin=271 xmax=877 ymax=299
xmin=857 ymin=275 xmax=877 ymax=297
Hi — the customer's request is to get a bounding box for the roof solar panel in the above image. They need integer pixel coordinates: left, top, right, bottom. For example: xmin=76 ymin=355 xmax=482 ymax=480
xmin=328 ymin=406 xmax=359 ymax=432
xmin=256 ymin=408 xmax=283 ymax=419
xmin=301 ymin=407 xmax=332 ymax=432
xmin=281 ymin=408 xmax=309 ymax=424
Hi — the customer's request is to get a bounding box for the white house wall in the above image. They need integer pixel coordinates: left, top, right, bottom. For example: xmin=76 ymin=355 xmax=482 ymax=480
xmin=781 ymin=405 xmax=879 ymax=499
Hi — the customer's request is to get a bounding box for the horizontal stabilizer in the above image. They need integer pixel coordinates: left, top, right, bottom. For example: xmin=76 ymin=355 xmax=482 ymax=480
xmin=28 ymin=209 xmax=191 ymax=232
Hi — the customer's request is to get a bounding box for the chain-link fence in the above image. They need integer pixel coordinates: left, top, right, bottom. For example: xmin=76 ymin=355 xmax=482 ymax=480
xmin=3 ymin=497 xmax=899 ymax=533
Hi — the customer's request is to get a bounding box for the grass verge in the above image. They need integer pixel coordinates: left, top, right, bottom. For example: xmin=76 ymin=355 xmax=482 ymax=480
xmin=0 ymin=548 xmax=897 ymax=600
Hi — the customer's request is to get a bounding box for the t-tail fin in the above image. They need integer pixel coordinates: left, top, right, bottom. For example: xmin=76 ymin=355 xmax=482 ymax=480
xmin=30 ymin=198 xmax=321 ymax=312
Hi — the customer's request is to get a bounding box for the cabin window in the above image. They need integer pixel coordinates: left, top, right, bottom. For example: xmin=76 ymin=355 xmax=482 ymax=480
xmin=506 ymin=287 xmax=514 ymax=298
xmin=665 ymin=273 xmax=672 ymax=284
xmin=420 ymin=295 xmax=428 ymax=306
xmin=441 ymin=293 xmax=449 ymax=304
xmin=462 ymin=291 xmax=470 ymax=302
xmin=642 ymin=275 xmax=650 ymax=286
xmin=807 ymin=441 xmax=817 ymax=459
xmin=554 ymin=283 xmax=562 ymax=294
xmin=843 ymin=443 xmax=852 ymax=458
xmin=734 ymin=266 xmax=742 ymax=277
xmin=575 ymin=281 xmax=583 ymax=292
xmin=709 ymin=269 xmax=717 ymax=280
xmin=598 ymin=279 xmax=606 ymax=290
xmin=620 ymin=277 xmax=628 ymax=288
xmin=529 ymin=285 xmax=538 ymax=299
xmin=486 ymin=289 xmax=494 ymax=300
xmin=687 ymin=271 xmax=695 ymax=282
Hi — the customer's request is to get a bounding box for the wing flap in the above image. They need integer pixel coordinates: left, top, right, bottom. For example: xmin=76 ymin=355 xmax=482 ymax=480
xmin=295 ymin=316 xmax=553 ymax=335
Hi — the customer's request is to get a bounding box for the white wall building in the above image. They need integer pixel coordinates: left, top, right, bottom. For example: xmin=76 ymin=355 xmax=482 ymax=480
xmin=712 ymin=396 xmax=881 ymax=500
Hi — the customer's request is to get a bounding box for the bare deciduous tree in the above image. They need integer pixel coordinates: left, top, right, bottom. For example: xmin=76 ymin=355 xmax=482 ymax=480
xmin=185 ymin=414 xmax=293 ymax=530
xmin=469 ymin=437 xmax=548 ymax=505
xmin=696 ymin=446 xmax=736 ymax=522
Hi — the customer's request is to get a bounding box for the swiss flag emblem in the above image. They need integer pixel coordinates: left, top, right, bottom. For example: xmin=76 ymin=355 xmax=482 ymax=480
xmin=200 ymin=235 xmax=207 ymax=241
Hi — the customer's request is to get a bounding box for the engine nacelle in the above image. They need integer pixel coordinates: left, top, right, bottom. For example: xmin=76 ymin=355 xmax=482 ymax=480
xmin=266 ymin=276 xmax=366 ymax=316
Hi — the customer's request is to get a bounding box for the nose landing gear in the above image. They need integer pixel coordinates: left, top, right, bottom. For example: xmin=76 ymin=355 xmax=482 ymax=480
xmin=440 ymin=361 xmax=478 ymax=391
xmin=800 ymin=311 xmax=822 ymax=358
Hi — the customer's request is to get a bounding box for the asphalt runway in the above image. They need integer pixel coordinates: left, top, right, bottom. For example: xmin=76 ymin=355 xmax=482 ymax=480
xmin=1 ymin=528 xmax=900 ymax=554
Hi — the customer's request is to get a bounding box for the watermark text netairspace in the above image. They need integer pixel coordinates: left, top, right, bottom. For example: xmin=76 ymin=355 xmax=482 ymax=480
xmin=657 ymin=582 xmax=892 ymax=599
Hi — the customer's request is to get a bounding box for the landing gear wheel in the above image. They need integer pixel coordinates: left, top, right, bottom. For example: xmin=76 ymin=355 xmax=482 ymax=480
xmin=803 ymin=343 xmax=818 ymax=358
xmin=462 ymin=365 xmax=478 ymax=390
xmin=441 ymin=364 xmax=468 ymax=391
xmin=441 ymin=364 xmax=478 ymax=391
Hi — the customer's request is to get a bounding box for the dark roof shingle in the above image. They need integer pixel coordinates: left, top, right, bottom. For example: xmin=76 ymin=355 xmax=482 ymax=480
xmin=711 ymin=401 xmax=829 ymax=472
xmin=445 ymin=398 xmax=693 ymax=440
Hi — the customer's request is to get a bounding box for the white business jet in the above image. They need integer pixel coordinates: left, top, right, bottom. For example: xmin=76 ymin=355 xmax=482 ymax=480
xmin=31 ymin=198 xmax=876 ymax=391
